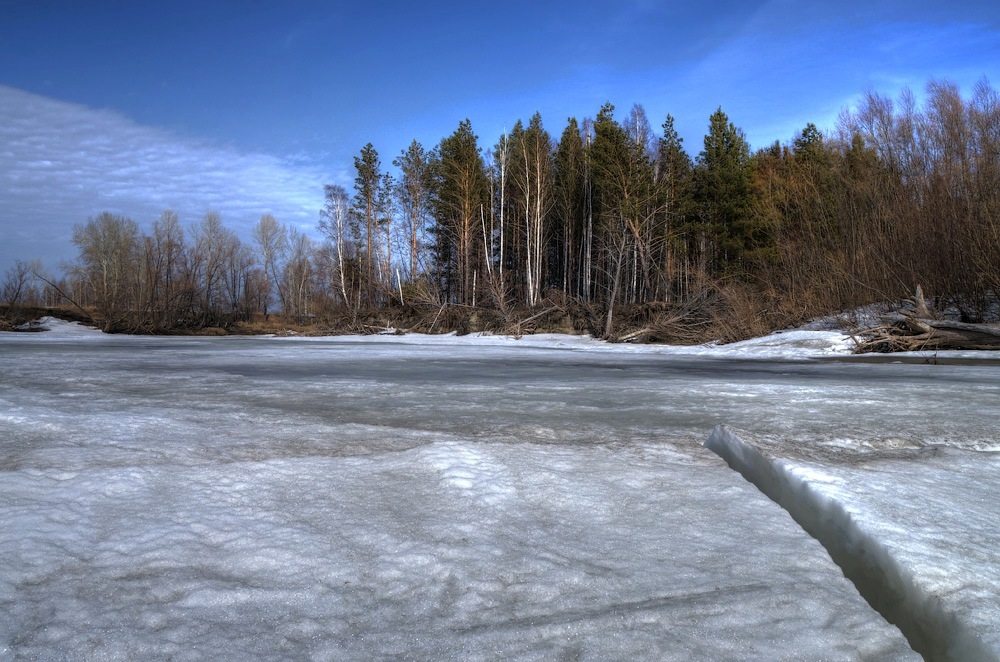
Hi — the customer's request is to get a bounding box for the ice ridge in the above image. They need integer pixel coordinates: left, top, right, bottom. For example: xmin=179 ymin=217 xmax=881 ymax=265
xmin=704 ymin=425 xmax=996 ymax=662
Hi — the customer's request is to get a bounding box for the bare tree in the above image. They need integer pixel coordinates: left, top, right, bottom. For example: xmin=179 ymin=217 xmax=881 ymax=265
xmin=283 ymin=228 xmax=315 ymax=318
xmin=189 ymin=212 xmax=240 ymax=322
xmin=222 ymin=243 xmax=256 ymax=318
xmin=70 ymin=212 xmax=140 ymax=329
xmin=144 ymin=211 xmax=188 ymax=328
xmin=2 ymin=259 xmax=40 ymax=307
xmin=252 ymin=214 xmax=288 ymax=314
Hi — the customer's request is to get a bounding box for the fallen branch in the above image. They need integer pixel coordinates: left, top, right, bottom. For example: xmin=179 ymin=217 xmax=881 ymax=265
xmin=511 ymin=304 xmax=562 ymax=337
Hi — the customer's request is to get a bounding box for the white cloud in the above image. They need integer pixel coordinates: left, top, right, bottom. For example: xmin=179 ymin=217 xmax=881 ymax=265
xmin=0 ymin=85 xmax=329 ymax=274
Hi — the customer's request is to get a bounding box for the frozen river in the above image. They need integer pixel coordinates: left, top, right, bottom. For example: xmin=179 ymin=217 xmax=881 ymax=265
xmin=2 ymin=323 xmax=999 ymax=659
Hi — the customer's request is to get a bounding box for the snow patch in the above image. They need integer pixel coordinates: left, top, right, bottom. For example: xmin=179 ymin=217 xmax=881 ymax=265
xmin=10 ymin=316 xmax=102 ymax=336
xmin=280 ymin=328 xmax=860 ymax=360
xmin=705 ymin=329 xmax=856 ymax=356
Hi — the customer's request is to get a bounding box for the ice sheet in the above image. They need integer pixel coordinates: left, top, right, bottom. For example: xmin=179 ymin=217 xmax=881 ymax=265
xmin=0 ymin=328 xmax=933 ymax=659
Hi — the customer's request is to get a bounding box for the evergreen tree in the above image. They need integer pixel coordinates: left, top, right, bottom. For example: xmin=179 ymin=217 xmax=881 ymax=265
xmin=589 ymin=102 xmax=660 ymax=333
xmin=393 ymin=140 xmax=434 ymax=283
xmin=553 ymin=117 xmax=587 ymax=297
xmin=432 ymin=119 xmax=488 ymax=304
xmin=352 ymin=142 xmax=384 ymax=305
xmin=503 ymin=119 xmax=526 ymax=302
xmin=484 ymin=130 xmax=511 ymax=306
xmin=694 ymin=107 xmax=753 ymax=272
xmin=656 ymin=114 xmax=695 ymax=300
xmin=591 ymin=103 xmax=658 ymax=300
xmin=793 ymin=122 xmax=826 ymax=162
xmin=621 ymin=103 xmax=659 ymax=299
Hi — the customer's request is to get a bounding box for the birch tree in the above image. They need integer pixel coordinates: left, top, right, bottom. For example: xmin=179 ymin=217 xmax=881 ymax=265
xmin=511 ymin=112 xmax=554 ymax=306
xmin=319 ymin=184 xmax=354 ymax=307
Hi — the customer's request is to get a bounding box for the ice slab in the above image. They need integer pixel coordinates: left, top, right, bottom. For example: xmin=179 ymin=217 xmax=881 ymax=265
xmin=706 ymin=425 xmax=1000 ymax=662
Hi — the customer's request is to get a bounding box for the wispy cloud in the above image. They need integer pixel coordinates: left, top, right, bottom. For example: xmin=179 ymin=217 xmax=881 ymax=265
xmin=0 ymin=85 xmax=329 ymax=272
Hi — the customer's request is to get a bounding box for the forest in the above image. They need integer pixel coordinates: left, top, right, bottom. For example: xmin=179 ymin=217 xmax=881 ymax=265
xmin=3 ymin=78 xmax=999 ymax=341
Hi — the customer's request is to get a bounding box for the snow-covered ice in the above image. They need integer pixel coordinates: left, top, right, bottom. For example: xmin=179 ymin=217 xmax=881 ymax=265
xmin=0 ymin=442 xmax=915 ymax=660
xmin=2 ymin=319 xmax=998 ymax=659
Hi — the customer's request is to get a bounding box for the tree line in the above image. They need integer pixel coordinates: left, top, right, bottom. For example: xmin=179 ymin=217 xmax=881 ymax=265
xmin=7 ymin=77 xmax=999 ymax=336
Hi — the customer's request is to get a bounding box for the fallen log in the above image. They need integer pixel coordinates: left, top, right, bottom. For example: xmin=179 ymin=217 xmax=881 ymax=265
xmin=855 ymin=313 xmax=1000 ymax=353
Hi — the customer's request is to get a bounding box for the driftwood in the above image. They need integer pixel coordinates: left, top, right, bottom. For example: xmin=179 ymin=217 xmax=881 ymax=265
xmin=854 ymin=289 xmax=1000 ymax=353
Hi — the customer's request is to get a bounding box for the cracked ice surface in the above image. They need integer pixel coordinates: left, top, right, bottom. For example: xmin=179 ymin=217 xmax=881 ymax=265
xmin=3 ymin=323 xmax=992 ymax=659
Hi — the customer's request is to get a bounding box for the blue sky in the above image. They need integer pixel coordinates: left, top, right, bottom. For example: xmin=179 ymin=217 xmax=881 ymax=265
xmin=1 ymin=0 xmax=998 ymax=278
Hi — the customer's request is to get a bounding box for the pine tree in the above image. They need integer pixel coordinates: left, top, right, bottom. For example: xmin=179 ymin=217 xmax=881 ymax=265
xmin=432 ymin=119 xmax=488 ymax=304
xmin=656 ymin=114 xmax=694 ymax=300
xmin=352 ymin=143 xmax=384 ymax=305
xmin=694 ymin=107 xmax=753 ymax=273
xmin=483 ymin=131 xmax=510 ymax=307
xmin=553 ymin=117 xmax=587 ymax=298
xmin=392 ymin=140 xmax=434 ymax=283
xmin=793 ymin=122 xmax=826 ymax=163
xmin=589 ymin=102 xmax=659 ymax=333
